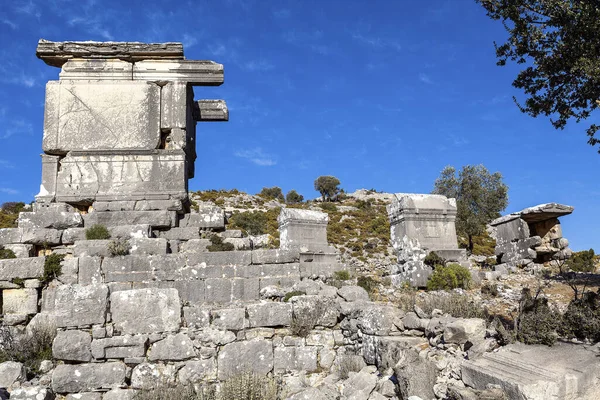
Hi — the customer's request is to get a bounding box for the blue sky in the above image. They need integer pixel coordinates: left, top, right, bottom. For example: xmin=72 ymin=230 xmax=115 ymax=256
xmin=0 ymin=0 xmax=598 ymax=250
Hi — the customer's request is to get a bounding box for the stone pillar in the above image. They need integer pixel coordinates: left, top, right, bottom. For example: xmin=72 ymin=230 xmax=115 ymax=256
xmin=278 ymin=208 xmax=331 ymax=253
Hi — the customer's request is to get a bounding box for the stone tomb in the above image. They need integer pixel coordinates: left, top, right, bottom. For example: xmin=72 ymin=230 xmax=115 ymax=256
xmin=387 ymin=193 xmax=466 ymax=287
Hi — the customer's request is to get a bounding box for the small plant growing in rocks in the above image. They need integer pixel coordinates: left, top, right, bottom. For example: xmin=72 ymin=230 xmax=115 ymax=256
xmin=426 ymin=263 xmax=472 ymax=291
xmin=0 ymin=324 xmax=56 ymax=378
xmin=283 ymin=290 xmax=306 ymax=302
xmin=357 ymin=276 xmax=377 ymax=297
xmin=0 ymin=247 xmax=16 ymax=259
xmin=219 ymin=371 xmax=279 ymax=400
xmin=290 ymin=299 xmax=326 ymax=337
xmin=333 ymin=270 xmax=351 ymax=281
xmin=207 ymin=235 xmax=234 ymax=252
xmin=41 ymin=253 xmax=65 ymax=284
xmin=515 ymin=288 xmax=560 ymax=346
xmin=108 ymin=238 xmax=131 ymax=256
xmin=85 ymin=224 xmax=111 ymax=240
xmin=423 ymin=251 xmax=446 ymax=267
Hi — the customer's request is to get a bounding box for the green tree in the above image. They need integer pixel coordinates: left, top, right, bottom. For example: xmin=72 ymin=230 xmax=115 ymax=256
xmin=433 ymin=165 xmax=508 ymax=253
xmin=258 ymin=187 xmax=284 ymax=202
xmin=285 ymin=190 xmax=304 ymax=204
xmin=476 ymin=0 xmax=600 ymax=152
xmin=314 ymin=176 xmax=341 ymax=202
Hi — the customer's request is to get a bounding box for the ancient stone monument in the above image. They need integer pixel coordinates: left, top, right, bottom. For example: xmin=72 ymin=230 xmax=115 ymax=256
xmin=30 ymin=39 xmax=228 ymax=229
xmin=387 ymin=193 xmax=466 ymax=287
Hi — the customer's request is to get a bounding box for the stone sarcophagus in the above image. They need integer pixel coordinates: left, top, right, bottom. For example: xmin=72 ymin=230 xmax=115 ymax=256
xmin=34 ymin=40 xmax=228 ymax=211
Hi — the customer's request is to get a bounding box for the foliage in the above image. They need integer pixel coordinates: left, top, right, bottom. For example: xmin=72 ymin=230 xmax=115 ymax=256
xmin=0 ymin=201 xmax=25 ymax=229
xmin=476 ymin=0 xmax=600 ymax=152
xmin=0 ymin=247 xmax=16 ymax=259
xmin=42 ymin=253 xmax=64 ymax=284
xmin=0 ymin=324 xmax=56 ymax=378
xmin=319 ymin=202 xmax=338 ymax=212
xmin=314 ymin=175 xmax=341 ymax=201
xmin=426 ymin=263 xmax=472 ymax=291
xmin=135 ymin=385 xmax=203 ymax=400
xmin=432 ymin=165 xmax=508 ymax=252
xmin=108 ymin=238 xmax=131 ymax=256
xmin=258 ymin=186 xmax=284 ymax=202
xmin=423 ymin=251 xmax=446 ymax=267
xmin=356 ymin=276 xmax=377 ymax=296
xmin=193 ymin=189 xmax=241 ymax=207
xmin=334 ymin=270 xmax=351 ymax=281
xmin=406 ymin=293 xmax=488 ymax=319
xmin=207 ymin=235 xmax=235 ymax=252
xmin=565 ymin=249 xmax=597 ymax=273
xmin=559 ymin=289 xmax=600 ymax=343
xmin=285 ymin=190 xmax=304 ymax=204
xmin=481 ymin=283 xmax=499 ymax=297
xmin=283 ymin=290 xmax=306 ymax=302
xmin=85 ymin=224 xmax=111 ymax=240
xmin=290 ymin=299 xmax=326 ymax=337
xmin=463 ymin=231 xmax=497 ymax=256
xmin=228 ymin=208 xmax=280 ymax=245
xmin=219 ymin=371 xmax=279 ymax=400
xmin=515 ymin=288 xmax=559 ymax=346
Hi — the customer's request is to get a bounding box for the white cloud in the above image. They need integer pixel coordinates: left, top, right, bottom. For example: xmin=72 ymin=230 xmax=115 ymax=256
xmin=243 ymin=59 xmax=274 ymax=72
xmin=0 ymin=119 xmax=33 ymax=139
xmin=419 ymin=73 xmax=433 ymax=85
xmin=1 ymin=18 xmax=18 ymax=29
xmin=235 ymin=147 xmax=276 ymax=166
xmin=0 ymin=160 xmax=15 ymax=169
xmin=0 ymin=188 xmax=19 ymax=195
xmin=352 ymin=32 xmax=401 ymax=52
xmin=182 ymin=33 xmax=199 ymax=49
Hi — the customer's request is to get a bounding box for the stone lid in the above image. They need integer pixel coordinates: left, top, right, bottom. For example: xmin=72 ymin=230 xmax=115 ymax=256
xmin=37 ymin=39 xmax=184 ymax=67
xmin=490 ymin=203 xmax=574 ymax=226
xmin=387 ymin=193 xmax=457 ymax=216
xmin=278 ymin=208 xmax=329 ymax=225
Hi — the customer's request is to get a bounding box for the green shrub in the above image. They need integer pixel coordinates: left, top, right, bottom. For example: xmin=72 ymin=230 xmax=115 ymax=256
xmin=285 ymin=190 xmax=304 ymax=204
xmin=42 ymin=253 xmax=65 ymax=284
xmin=283 ymin=290 xmax=306 ymax=302
xmin=258 ymin=187 xmax=284 ymax=202
xmin=0 ymin=201 xmax=25 ymax=229
xmin=219 ymin=372 xmax=278 ymax=400
xmin=334 ymin=270 xmax=351 ymax=281
xmin=85 ymin=224 xmax=111 ymax=240
xmin=0 ymin=323 xmax=56 ymax=378
xmin=423 ymin=251 xmax=446 ymax=267
xmin=559 ymin=289 xmax=600 ymax=342
xmin=416 ymin=294 xmax=488 ymax=319
xmin=320 ymin=202 xmax=338 ymax=212
xmin=207 ymin=235 xmax=235 ymax=252
xmin=516 ymin=289 xmax=560 ymax=346
xmin=481 ymin=283 xmax=499 ymax=297
xmin=0 ymin=247 xmax=16 ymax=259
xmin=426 ymin=263 xmax=472 ymax=291
xmin=357 ymin=276 xmax=377 ymax=296
xmin=565 ymin=249 xmax=597 ymax=272
xmin=108 ymin=238 xmax=130 ymax=256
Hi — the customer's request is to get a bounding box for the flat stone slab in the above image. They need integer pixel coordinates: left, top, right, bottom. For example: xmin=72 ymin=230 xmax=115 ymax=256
xmin=462 ymin=342 xmax=600 ymax=400
xmin=37 ymin=39 xmax=184 ymax=67
xmin=52 ymin=362 xmax=126 ymax=393
xmin=42 ymin=284 xmax=109 ymax=327
xmin=491 ymin=203 xmax=574 ymax=226
xmin=110 ymin=288 xmax=181 ymax=334
xmin=194 ymin=100 xmax=229 ymax=121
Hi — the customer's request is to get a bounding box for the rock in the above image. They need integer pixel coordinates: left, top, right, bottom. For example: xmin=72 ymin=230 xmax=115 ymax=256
xmin=91 ymin=334 xmax=147 ymax=359
xmin=148 ymin=333 xmax=195 ymax=361
xmin=338 ymin=286 xmax=370 ymax=302
xmin=443 ymin=318 xmax=487 ymax=345
xmin=17 ymin=209 xmax=83 ymax=230
xmin=0 ymin=257 xmax=44 ymax=281
xmin=342 ymin=368 xmax=378 ymax=399
xmin=357 ymin=304 xmax=404 ymax=335
xmin=291 ymin=295 xmax=340 ymax=327
xmin=102 ymin=389 xmax=138 ymax=400
xmin=247 ymin=302 xmax=292 ymax=327
xmin=217 ymin=338 xmax=273 ymax=379
xmin=287 ymin=387 xmax=330 ymax=400
xmin=211 ymin=308 xmax=246 ymax=330
xmin=278 ymin=208 xmax=330 ymax=252
xmin=42 ymin=284 xmax=109 ymax=327
xmin=0 ymin=361 xmax=26 ymax=388
xmin=131 ymin=362 xmax=177 ymax=390
xmin=393 ymin=348 xmax=437 ymax=400
xmin=403 ymin=312 xmax=427 ymax=331
xmin=52 ymin=362 xmax=126 ymax=393
xmin=2 ymin=288 xmax=38 ymax=315
xmin=52 ymin=330 xmax=92 ymax=362
xmin=178 ymin=359 xmax=217 ymax=383
xmin=274 ymin=346 xmax=319 ymax=373
xmin=110 ymin=288 xmax=181 ymax=334
xmin=10 ymin=386 xmax=54 ymax=400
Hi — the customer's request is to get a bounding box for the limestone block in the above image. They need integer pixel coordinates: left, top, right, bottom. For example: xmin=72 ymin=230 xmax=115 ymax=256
xmin=305 ymin=330 xmax=335 ymax=347
xmin=299 ymin=252 xmax=341 ymax=278
xmin=443 ymin=318 xmax=487 ymax=345
xmin=178 ymin=238 xmax=210 ymax=253
xmin=129 ymin=237 xmax=167 ymax=255
xmin=0 ymin=361 xmax=26 ymax=388
xmin=247 ymin=302 xmax=292 ymax=327
xmin=102 ymin=389 xmax=138 ymax=400
xmin=194 ymin=99 xmax=229 ymax=121
xmin=2 ymin=288 xmax=38 ymax=315
xmin=195 ymin=327 xmax=236 ymax=346
xmin=234 ymin=264 xmax=262 ymax=279
xmin=55 ymin=153 xmax=186 ymax=204
xmin=110 ymin=288 xmax=181 ymax=334
xmin=211 ymin=308 xmax=246 ymax=330
xmin=0 ymin=257 xmax=44 ymax=280
xmin=78 ymin=256 xmax=103 ymax=285
xmin=179 ymin=208 xmax=224 ymax=229
xmin=495 ymin=218 xmax=530 ymax=244
xmin=92 ymin=201 xmax=136 ymax=212
xmin=43 ymin=80 xmax=161 ymax=153
xmin=66 ymin=393 xmax=101 ymax=400
xmin=17 ymin=211 xmax=83 ymax=230
xmin=337 ymin=286 xmax=370 ymax=302
xmin=222 ymin=229 xmax=243 ymax=238
xmin=183 ymin=306 xmax=210 ymax=328
xmin=134 ymin=199 xmax=183 ymax=212
xmin=4 ymin=244 xmax=33 ymax=258
xmin=357 ymin=304 xmax=405 ymax=336
xmin=217 ymin=339 xmax=273 ymax=379
xmin=342 ymin=369 xmax=379 ymax=399
xmin=231 ymin=278 xmax=260 ymax=302
xmin=42 ymin=284 xmax=109 ymax=327
xmin=130 ymin=363 xmax=177 ymax=390
xmin=178 ymin=359 xmax=217 ymax=383
xmin=0 ymin=228 xmax=24 ymax=245
xmin=83 ymin=210 xmax=177 ymax=229
xmin=52 ymin=362 xmax=126 ymax=393
xmin=52 ymin=330 xmax=92 ymax=362
xmin=363 ymin=336 xmax=428 ymax=370
xmin=393 ymin=348 xmax=437 ymax=400
xmin=274 ymin=346 xmax=318 ymax=373
xmin=204 ymin=278 xmax=232 ymax=304
xmin=133 ymin=60 xmax=224 ymax=84
xmin=161 ymin=82 xmax=187 ymax=129
xmin=252 ymin=249 xmax=299 ymax=265
xmin=278 ymin=208 xmax=329 ymax=252
xmin=148 ymin=333 xmax=195 ymax=361
xmin=186 ymin=251 xmax=252 ymax=267
xmin=155 ymin=227 xmax=200 ymax=241
xmin=91 ymin=335 xmax=147 ymax=359
xmin=161 ymin=280 xmax=205 ymax=304
xmin=62 ymin=228 xmax=86 ymax=244
xmin=21 ymin=228 xmax=62 ymax=245
xmin=73 ymin=240 xmax=112 ymax=257
xmin=291 ymin=295 xmax=340 ymax=328
xmin=11 ymin=386 xmax=54 ymax=400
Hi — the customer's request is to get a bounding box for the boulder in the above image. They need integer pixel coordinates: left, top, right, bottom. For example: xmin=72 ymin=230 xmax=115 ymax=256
xmin=52 ymin=362 xmax=126 ymax=393
xmin=338 ymin=285 xmax=370 ymax=302
xmin=217 ymin=339 xmax=273 ymax=379
xmin=110 ymin=288 xmax=181 ymax=334
xmin=443 ymin=318 xmax=487 ymax=345
xmin=393 ymin=348 xmax=437 ymax=400
xmin=0 ymin=361 xmax=26 ymax=388
xmin=148 ymin=333 xmax=195 ymax=361
xmin=52 ymin=330 xmax=92 ymax=362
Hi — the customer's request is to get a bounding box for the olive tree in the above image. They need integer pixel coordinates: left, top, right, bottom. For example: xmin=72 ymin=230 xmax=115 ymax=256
xmin=314 ymin=176 xmax=341 ymax=202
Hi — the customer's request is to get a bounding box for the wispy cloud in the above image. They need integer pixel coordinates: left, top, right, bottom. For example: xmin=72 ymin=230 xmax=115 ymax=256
xmin=282 ymin=29 xmax=333 ymax=56
xmin=352 ymin=32 xmax=401 ymax=52
xmin=243 ymin=59 xmax=275 ymax=72
xmin=182 ymin=33 xmax=199 ymax=49
xmin=0 ymin=188 xmax=19 ymax=195
xmin=15 ymin=0 xmax=41 ymax=18
xmin=448 ymin=134 xmax=469 ymax=147
xmin=235 ymin=147 xmax=277 ymax=166
xmin=1 ymin=18 xmax=18 ymax=29
xmin=0 ymin=160 xmax=15 ymax=169
xmin=0 ymin=119 xmax=33 ymax=139
xmin=273 ymin=8 xmax=291 ymax=19
xmin=418 ymin=73 xmax=433 ymax=85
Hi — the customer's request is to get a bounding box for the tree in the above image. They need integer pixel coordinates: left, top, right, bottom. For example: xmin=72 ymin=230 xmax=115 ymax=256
xmin=432 ymin=165 xmax=508 ymax=253
xmin=285 ymin=190 xmax=304 ymax=204
xmin=476 ymin=0 xmax=600 ymax=152
xmin=258 ymin=187 xmax=284 ymax=202
xmin=314 ymin=176 xmax=341 ymax=202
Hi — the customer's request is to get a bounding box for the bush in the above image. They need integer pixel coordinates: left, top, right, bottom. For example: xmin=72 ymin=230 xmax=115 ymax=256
xmin=135 ymin=385 xmax=202 ymax=400
xmin=283 ymin=290 xmax=306 ymax=302
xmin=559 ymin=289 xmax=600 ymax=342
xmin=219 ymin=372 xmax=278 ymax=400
xmin=108 ymin=238 xmax=130 ymax=256
xmin=0 ymin=324 xmax=56 ymax=378
xmin=481 ymin=283 xmax=499 ymax=297
xmin=357 ymin=276 xmax=377 ymax=296
xmin=285 ymin=190 xmax=304 ymax=204
xmin=320 ymin=202 xmax=338 ymax=212
xmin=258 ymin=187 xmax=284 ymax=202
xmin=416 ymin=294 xmax=488 ymax=319
xmin=426 ymin=263 xmax=472 ymax=291
xmin=423 ymin=251 xmax=446 ymax=267
xmin=207 ymin=235 xmax=235 ymax=252
xmin=333 ymin=270 xmax=351 ymax=281
xmin=516 ymin=288 xmax=560 ymax=346
xmin=85 ymin=224 xmax=111 ymax=240
xmin=565 ymin=249 xmax=597 ymax=272
xmin=0 ymin=247 xmax=16 ymax=259
xmin=0 ymin=201 xmax=25 ymax=229
xmin=314 ymin=175 xmax=341 ymax=201
xmin=41 ymin=253 xmax=64 ymax=284
xmin=290 ymin=299 xmax=326 ymax=337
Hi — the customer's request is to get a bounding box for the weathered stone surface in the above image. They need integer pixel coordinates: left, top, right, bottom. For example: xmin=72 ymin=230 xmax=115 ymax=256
xmin=129 ymin=237 xmax=168 ymax=255
xmin=357 ymin=304 xmax=404 ymax=336
xmin=17 ymin=210 xmax=83 ymax=230
xmin=91 ymin=335 xmax=147 ymax=359
xmin=0 ymin=228 xmax=24 ymax=245
xmin=110 ymin=288 xmax=181 ymax=334
xmin=274 ymin=346 xmax=318 ymax=373
xmin=58 ymin=257 xmax=79 ymax=284
xmin=66 ymin=393 xmax=102 ymax=400
xmin=247 ymin=302 xmax=292 ymax=327
xmin=179 ymin=207 xmax=224 ymax=229
xmin=217 ymin=339 xmax=273 ymax=379
xmin=0 ymin=257 xmax=44 ymax=280
xmin=299 ymin=252 xmax=342 ymax=278
xmin=134 ymin=199 xmax=183 ymax=212
xmin=194 ymin=100 xmax=229 ymax=121
xmin=133 ymin=60 xmax=224 ymax=85
xmin=2 ymin=288 xmax=38 ymax=315
xmin=342 ymin=368 xmax=378 ymax=399
xmin=109 ymin=224 xmax=151 ymax=239
xmin=211 ymin=308 xmax=246 ymax=330
xmin=186 ymin=251 xmax=252 ymax=266
xmin=53 ymin=330 xmax=92 ymax=362
xmin=222 ymin=229 xmax=243 ymax=238
xmin=42 ymin=284 xmax=109 ymax=327
xmin=83 ymin=210 xmax=177 ymax=229
xmin=251 ymin=249 xmax=298 ymax=264
xmin=393 ymin=348 xmax=437 ymax=400
xmin=4 ymin=244 xmax=33 ymax=258
xmin=52 ymin=362 xmax=126 ymax=393
xmin=73 ymin=240 xmax=112 ymax=257
xmin=178 ymin=359 xmax=217 ymax=383
xmin=337 ymin=285 xmax=370 ymax=302
xmin=291 ymin=295 xmax=340 ymax=327
xmin=102 ymin=389 xmax=138 ymax=400
xmin=279 ymin=208 xmax=329 ymax=252
xmin=10 ymin=386 xmax=54 ymax=400
xmin=148 ymin=333 xmax=195 ymax=361
xmin=130 ymin=362 xmax=177 ymax=390
xmin=155 ymin=227 xmax=200 ymax=241
xmin=21 ymin=228 xmax=62 ymax=245
xmin=443 ymin=318 xmax=486 ymax=345
xmin=0 ymin=361 xmax=26 ymax=388
xmin=363 ymin=335 xmax=428 ymax=369
xmin=183 ymin=306 xmax=210 ymax=328
xmin=78 ymin=257 xmax=103 ymax=285
xmin=462 ymin=342 xmax=600 ymax=400
xmin=179 ymin=238 xmax=210 ymax=253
